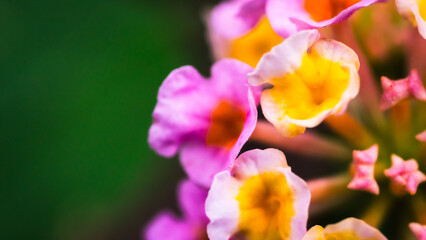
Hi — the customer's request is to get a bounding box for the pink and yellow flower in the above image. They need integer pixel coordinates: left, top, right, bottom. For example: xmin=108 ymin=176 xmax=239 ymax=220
xmin=144 ymin=181 xmax=209 ymax=240
xmin=248 ymin=29 xmax=360 ymax=137
xmin=302 ymin=218 xmax=387 ymax=240
xmin=148 ymin=59 xmax=260 ymax=187
xmin=205 ymin=148 xmax=310 ymax=240
xmin=396 ymin=0 xmax=426 ymax=39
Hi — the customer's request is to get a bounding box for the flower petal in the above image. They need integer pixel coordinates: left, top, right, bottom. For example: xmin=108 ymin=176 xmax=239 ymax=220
xmin=232 ymin=148 xmax=289 ymax=180
xmin=324 ymin=218 xmax=387 ymax=240
xmin=178 ymin=180 xmax=209 ymax=222
xmin=209 ymin=0 xmax=266 ymax=39
xmin=206 ymin=171 xmax=241 ymax=240
xmin=409 ymin=222 xmax=426 ymax=240
xmin=416 ymin=129 xmax=426 ymax=142
xmin=279 ymin=167 xmax=311 ymax=239
xmin=267 ymin=0 xmax=386 ymax=38
xmin=248 ymin=29 xmax=320 ymax=86
xmin=148 ymin=66 xmax=214 ymax=157
xmin=144 ymin=211 xmax=195 ymax=240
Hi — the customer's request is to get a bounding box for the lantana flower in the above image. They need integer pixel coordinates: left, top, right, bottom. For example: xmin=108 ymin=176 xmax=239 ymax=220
xmin=302 ymin=218 xmax=387 ymax=240
xmin=208 ymin=0 xmax=283 ymax=67
xmin=266 ymin=0 xmax=386 ymax=37
xmin=148 ymin=59 xmax=260 ymax=187
xmin=396 ymin=0 xmax=426 ymax=38
xmin=205 ymin=148 xmax=310 ymax=240
xmin=248 ymin=29 xmax=360 ymax=137
xmin=144 ymin=180 xmax=209 ymax=240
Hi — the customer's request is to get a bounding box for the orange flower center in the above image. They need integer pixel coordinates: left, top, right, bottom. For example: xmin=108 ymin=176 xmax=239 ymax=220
xmin=206 ymin=101 xmax=246 ymax=149
xmin=304 ymin=0 xmax=361 ymax=21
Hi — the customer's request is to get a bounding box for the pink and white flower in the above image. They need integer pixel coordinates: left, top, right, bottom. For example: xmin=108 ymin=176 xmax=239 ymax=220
xmin=205 ymin=148 xmax=311 ymax=240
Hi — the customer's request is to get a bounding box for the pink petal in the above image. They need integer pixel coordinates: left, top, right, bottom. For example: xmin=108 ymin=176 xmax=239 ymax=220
xmin=205 ymin=172 xmax=241 ymax=240
xmin=144 ymin=211 xmax=195 ymax=240
xmin=178 ymin=180 xmax=209 ymax=223
xmin=232 ymin=148 xmax=289 ymax=180
xmin=180 ymin=142 xmax=232 ymax=188
xmin=408 ymin=69 xmax=426 ymax=100
xmin=380 ymin=76 xmax=410 ymax=110
xmin=416 ymin=130 xmax=426 ymax=142
xmin=409 ymin=222 xmax=426 ymax=240
xmin=209 ymin=0 xmax=266 ymax=39
xmin=148 ymin=66 xmax=214 ymax=157
xmin=266 ymin=0 xmax=386 ymax=38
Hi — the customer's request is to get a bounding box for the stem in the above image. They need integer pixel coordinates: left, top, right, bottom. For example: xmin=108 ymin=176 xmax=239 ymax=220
xmin=361 ymin=195 xmax=391 ymax=228
xmin=250 ymin=121 xmax=351 ymax=160
xmin=308 ymin=174 xmax=353 ymax=215
xmin=325 ymin=114 xmax=375 ymax=149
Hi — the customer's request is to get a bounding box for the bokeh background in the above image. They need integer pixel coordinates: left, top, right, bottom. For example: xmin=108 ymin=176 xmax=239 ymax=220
xmin=0 ymin=0 xmax=220 ymax=239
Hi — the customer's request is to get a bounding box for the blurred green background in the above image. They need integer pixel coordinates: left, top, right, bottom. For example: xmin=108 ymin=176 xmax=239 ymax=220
xmin=0 ymin=0 xmax=218 ymax=239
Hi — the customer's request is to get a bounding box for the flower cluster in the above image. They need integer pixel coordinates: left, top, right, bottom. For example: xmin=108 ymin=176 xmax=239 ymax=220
xmin=145 ymin=0 xmax=426 ymax=239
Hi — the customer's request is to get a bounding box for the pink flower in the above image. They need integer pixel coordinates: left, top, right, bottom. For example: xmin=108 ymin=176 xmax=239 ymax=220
xmin=348 ymin=144 xmax=380 ymax=195
xmin=266 ymin=0 xmax=387 ymax=37
xmin=384 ymin=154 xmax=426 ymax=195
xmin=205 ymin=148 xmax=310 ymax=240
xmin=148 ymin=59 xmax=260 ymax=187
xmin=409 ymin=222 xmax=426 ymax=240
xmin=380 ymin=69 xmax=426 ymax=110
xmin=144 ymin=181 xmax=209 ymax=240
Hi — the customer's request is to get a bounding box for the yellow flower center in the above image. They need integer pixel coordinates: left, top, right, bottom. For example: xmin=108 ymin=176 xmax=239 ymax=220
xmin=236 ymin=172 xmax=295 ymax=240
xmin=206 ymin=100 xmax=246 ymax=149
xmin=270 ymin=49 xmax=350 ymax=120
xmin=304 ymin=0 xmax=361 ymax=21
xmin=230 ymin=17 xmax=283 ymax=67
